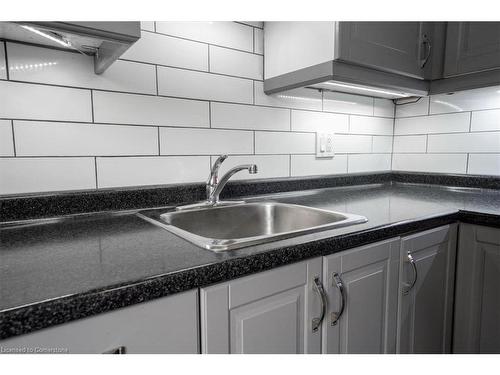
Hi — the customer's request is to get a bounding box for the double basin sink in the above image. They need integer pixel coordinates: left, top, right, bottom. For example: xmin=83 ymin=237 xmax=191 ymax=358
xmin=140 ymin=202 xmax=367 ymax=251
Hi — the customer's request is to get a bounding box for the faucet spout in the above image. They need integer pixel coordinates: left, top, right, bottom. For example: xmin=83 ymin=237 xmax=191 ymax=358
xmin=208 ymin=164 xmax=258 ymax=204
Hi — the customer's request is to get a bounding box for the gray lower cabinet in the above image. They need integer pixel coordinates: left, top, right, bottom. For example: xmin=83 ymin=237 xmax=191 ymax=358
xmin=322 ymin=238 xmax=401 ymax=354
xmin=200 ymin=257 xmax=323 ymax=354
xmin=0 ymin=290 xmax=199 ymax=354
xmin=453 ymin=224 xmax=500 ymax=354
xmin=396 ymin=224 xmax=457 ymax=354
xmin=443 ymin=22 xmax=500 ymax=77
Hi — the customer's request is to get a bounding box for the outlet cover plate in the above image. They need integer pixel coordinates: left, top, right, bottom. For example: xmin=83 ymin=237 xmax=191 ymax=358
xmin=316 ymin=132 xmax=335 ymax=158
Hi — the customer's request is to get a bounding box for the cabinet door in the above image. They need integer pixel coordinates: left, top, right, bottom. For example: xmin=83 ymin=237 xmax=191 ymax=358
xmin=454 ymin=224 xmax=500 ymax=354
xmin=337 ymin=22 xmax=432 ymax=79
xmin=443 ymin=22 xmax=500 ymax=77
xmin=322 ymin=238 xmax=400 ymax=354
xmin=0 ymin=290 xmax=199 ymax=353
xmin=200 ymin=258 xmax=323 ymax=354
xmin=397 ymin=224 xmax=457 ymax=354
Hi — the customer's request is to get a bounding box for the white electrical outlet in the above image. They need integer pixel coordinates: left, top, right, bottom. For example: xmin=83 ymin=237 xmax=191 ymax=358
xmin=316 ymin=133 xmax=334 ymax=158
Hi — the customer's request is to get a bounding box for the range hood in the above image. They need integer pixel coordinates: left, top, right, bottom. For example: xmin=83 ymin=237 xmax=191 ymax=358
xmin=0 ymin=21 xmax=140 ymax=74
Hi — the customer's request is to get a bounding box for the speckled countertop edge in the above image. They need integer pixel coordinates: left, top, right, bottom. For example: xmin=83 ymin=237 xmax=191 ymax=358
xmin=3 ymin=209 xmax=500 ymax=340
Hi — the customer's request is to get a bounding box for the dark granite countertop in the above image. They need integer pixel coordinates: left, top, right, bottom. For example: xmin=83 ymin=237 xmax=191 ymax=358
xmin=1 ymin=181 xmax=500 ymax=339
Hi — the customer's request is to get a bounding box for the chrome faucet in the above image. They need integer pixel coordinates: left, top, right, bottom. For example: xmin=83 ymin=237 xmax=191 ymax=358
xmin=177 ymin=155 xmax=258 ymax=210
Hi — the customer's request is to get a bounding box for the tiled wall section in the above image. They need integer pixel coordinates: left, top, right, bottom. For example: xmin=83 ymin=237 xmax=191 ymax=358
xmin=0 ymin=22 xmax=395 ymax=195
xmin=393 ymin=85 xmax=500 ymax=176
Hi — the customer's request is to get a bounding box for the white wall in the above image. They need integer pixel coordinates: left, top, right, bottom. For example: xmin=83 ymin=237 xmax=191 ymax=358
xmin=0 ymin=21 xmax=395 ymax=195
xmin=393 ymin=86 xmax=500 ymax=176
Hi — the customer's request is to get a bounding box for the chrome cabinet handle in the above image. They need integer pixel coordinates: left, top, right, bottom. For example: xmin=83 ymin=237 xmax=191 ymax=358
xmin=331 ymin=273 xmax=346 ymax=326
xmin=420 ymin=34 xmax=432 ymax=68
xmin=403 ymin=251 xmax=418 ymax=295
xmin=312 ymin=276 xmax=327 ymax=332
xmin=103 ymin=346 xmax=126 ymax=354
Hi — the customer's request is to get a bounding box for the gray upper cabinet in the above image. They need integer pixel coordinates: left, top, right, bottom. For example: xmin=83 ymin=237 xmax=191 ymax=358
xmin=0 ymin=290 xmax=199 ymax=354
xmin=200 ymin=258 xmax=324 ymax=354
xmin=453 ymin=224 xmax=500 ymax=354
xmin=322 ymin=238 xmax=400 ymax=354
xmin=443 ymin=22 xmax=500 ymax=77
xmin=337 ymin=22 xmax=432 ymax=79
xmin=397 ymin=224 xmax=457 ymax=354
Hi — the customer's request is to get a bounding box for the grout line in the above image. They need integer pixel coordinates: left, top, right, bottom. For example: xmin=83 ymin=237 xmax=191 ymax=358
xmin=289 ymin=154 xmax=292 ymax=177
xmin=207 ymin=45 xmax=211 ymax=72
xmin=94 ymin=157 xmax=98 ymax=189
xmin=252 ymin=80 xmax=255 ymax=105
xmin=157 ymin=127 xmax=161 ymax=155
xmin=155 ymin=65 xmax=159 ymax=95
xmin=208 ymin=102 xmax=212 ymax=128
xmin=466 ymin=153 xmax=470 ymax=174
xmin=3 ymin=42 xmax=10 ymax=80
xmin=289 ymin=109 xmax=292 ymax=131
xmin=425 ymin=135 xmax=429 ymax=153
xmin=90 ymin=90 xmax=95 ymax=123
xmin=468 ymin=111 xmax=472 ymax=132
xmin=252 ymin=27 xmax=255 ymax=53
xmin=10 ymin=120 xmax=16 ymax=157
xmin=253 ymin=131 xmax=256 ymax=154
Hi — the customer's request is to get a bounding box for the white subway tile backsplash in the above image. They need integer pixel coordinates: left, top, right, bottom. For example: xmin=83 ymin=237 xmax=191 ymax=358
xmin=335 ymin=134 xmax=372 ymax=153
xmin=0 ymin=42 xmax=6 ymax=79
xmin=394 ymin=112 xmax=470 ymax=135
xmin=140 ymin=21 xmax=155 ymax=32
xmin=155 ymin=22 xmax=254 ymax=52
xmin=160 ymin=127 xmax=253 ymax=155
xmin=254 ymin=28 xmax=264 ymax=54
xmin=395 ymin=97 xmax=429 ymax=118
xmin=93 ymin=91 xmax=209 ymax=127
xmin=121 ymin=31 xmax=208 ymax=71
xmin=14 ymin=121 xmax=158 ymax=157
xmin=254 ymin=82 xmax=322 ymax=111
xmin=0 ymin=120 xmax=14 ymax=156
xmin=392 ymin=153 xmax=467 ymax=174
xmin=471 ymin=109 xmax=500 ymax=132
xmin=0 ymin=157 xmax=96 ymax=194
xmin=430 ymin=85 xmax=500 ymax=114
xmin=393 ymin=135 xmax=427 ymax=153
xmin=97 ymin=156 xmax=209 ymax=188
xmin=0 ymin=81 xmax=92 ymax=122
xmin=349 ymin=116 xmax=393 ymax=135
xmin=427 ymin=132 xmax=500 ymax=153
xmin=373 ymin=99 xmax=395 ymax=118
xmin=291 ymin=155 xmax=347 ymax=177
xmin=212 ymin=155 xmax=289 ymax=180
xmin=372 ymin=136 xmax=393 ymax=153
xmin=291 ymin=110 xmax=348 ymax=133
xmin=323 ymin=92 xmax=373 ymax=116
xmin=255 ymin=132 xmax=315 ymax=154
xmin=7 ymin=43 xmax=156 ymax=95
xmin=209 ymin=46 xmax=262 ymax=80
xmin=468 ymin=154 xmax=500 ymax=176
xmin=157 ymin=66 xmax=253 ymax=104
xmin=348 ymin=154 xmax=391 ymax=173
xmin=211 ymin=103 xmax=289 ymax=131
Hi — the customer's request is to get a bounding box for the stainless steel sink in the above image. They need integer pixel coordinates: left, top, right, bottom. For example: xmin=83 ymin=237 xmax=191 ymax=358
xmin=139 ymin=202 xmax=367 ymax=251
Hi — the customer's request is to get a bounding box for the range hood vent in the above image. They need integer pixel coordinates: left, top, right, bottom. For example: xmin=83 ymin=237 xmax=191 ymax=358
xmin=0 ymin=21 xmax=140 ymax=74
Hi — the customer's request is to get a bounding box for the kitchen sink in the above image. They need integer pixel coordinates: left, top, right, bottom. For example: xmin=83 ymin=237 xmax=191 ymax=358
xmin=138 ymin=202 xmax=367 ymax=251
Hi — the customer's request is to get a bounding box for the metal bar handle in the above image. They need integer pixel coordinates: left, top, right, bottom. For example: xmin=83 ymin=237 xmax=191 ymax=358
xmin=312 ymin=276 xmax=327 ymax=332
xmin=331 ymin=273 xmax=346 ymax=326
xmin=403 ymin=251 xmax=418 ymax=295
xmin=420 ymin=34 xmax=432 ymax=68
xmin=103 ymin=346 xmax=126 ymax=354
